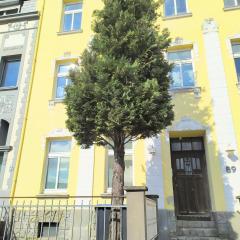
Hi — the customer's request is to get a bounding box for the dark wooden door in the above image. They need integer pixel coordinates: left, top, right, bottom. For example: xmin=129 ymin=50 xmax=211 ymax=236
xmin=170 ymin=138 xmax=211 ymax=217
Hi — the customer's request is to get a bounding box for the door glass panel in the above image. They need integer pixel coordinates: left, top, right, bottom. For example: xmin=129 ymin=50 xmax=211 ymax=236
xmin=172 ymin=142 xmax=181 ymax=151
xmin=184 ymin=157 xmax=192 ymax=175
xmin=192 ymin=141 xmax=202 ymax=150
xmin=182 ymin=141 xmax=192 ymax=151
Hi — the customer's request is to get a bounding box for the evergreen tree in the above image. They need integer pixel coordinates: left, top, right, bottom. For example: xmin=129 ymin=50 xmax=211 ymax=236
xmin=65 ymin=0 xmax=174 ymax=204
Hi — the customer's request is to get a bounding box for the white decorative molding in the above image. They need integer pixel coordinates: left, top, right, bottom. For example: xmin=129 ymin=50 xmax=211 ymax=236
xmin=202 ymin=20 xmax=240 ymax=211
xmin=171 ymin=37 xmax=193 ymax=47
xmin=168 ymin=117 xmax=208 ymax=132
xmin=202 ymin=18 xmax=219 ymax=34
xmin=145 ymin=136 xmax=165 ymax=208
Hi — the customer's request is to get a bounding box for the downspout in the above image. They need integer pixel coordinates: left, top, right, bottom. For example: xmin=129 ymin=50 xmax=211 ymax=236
xmin=11 ymin=0 xmax=46 ymax=199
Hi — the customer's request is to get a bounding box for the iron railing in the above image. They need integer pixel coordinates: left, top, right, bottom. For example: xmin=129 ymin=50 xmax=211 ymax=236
xmin=0 ymin=196 xmax=126 ymax=240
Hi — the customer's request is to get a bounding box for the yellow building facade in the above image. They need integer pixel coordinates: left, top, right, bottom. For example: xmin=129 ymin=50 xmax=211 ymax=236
xmin=10 ymin=0 xmax=240 ymax=239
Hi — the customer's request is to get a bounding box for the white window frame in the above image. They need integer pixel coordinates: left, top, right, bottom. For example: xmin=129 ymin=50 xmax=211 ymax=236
xmin=63 ymin=2 xmax=83 ymax=32
xmin=44 ymin=141 xmax=71 ymax=193
xmin=232 ymin=42 xmax=240 ymax=82
xmin=164 ymin=0 xmax=189 ymax=17
xmin=106 ymin=143 xmax=134 ymax=193
xmin=55 ymin=64 xmax=72 ymax=100
xmin=224 ymin=0 xmax=240 ymax=7
xmin=168 ymin=49 xmax=195 ymax=89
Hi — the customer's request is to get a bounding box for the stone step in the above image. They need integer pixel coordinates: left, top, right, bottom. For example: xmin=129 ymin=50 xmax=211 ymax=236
xmin=177 ymin=220 xmax=216 ymax=228
xmin=177 ymin=228 xmax=218 ymax=237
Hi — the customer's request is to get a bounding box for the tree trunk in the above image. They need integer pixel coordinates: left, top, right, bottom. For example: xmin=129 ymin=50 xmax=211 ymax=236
xmin=112 ymin=143 xmax=125 ymax=205
xmin=109 ymin=141 xmax=125 ymax=240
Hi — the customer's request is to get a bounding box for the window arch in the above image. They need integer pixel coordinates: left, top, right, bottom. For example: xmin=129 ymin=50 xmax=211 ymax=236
xmin=0 ymin=119 xmax=9 ymax=146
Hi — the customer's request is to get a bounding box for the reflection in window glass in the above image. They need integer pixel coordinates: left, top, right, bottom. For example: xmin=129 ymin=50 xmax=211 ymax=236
xmin=224 ymin=0 xmax=239 ymax=7
xmin=165 ymin=0 xmax=187 ymax=16
xmin=234 ymin=58 xmax=240 ymax=81
xmin=45 ymin=140 xmax=71 ymax=191
xmin=63 ymin=3 xmax=82 ymax=32
xmin=0 ymin=57 xmax=21 ymax=87
xmin=176 ymin=0 xmax=187 ymax=14
xmin=168 ymin=50 xmax=195 ymax=89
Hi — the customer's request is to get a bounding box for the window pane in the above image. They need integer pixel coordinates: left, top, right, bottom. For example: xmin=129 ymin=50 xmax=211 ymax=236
xmin=234 ymin=58 xmax=240 ymax=81
xmin=192 ymin=141 xmax=203 ymax=151
xmin=182 ymin=63 xmax=194 ymax=87
xmin=171 ymin=64 xmax=182 ymax=88
xmin=73 ymin=12 xmax=82 ymax=30
xmin=0 ymin=152 xmax=3 ymax=173
xmin=182 ymin=141 xmax=192 ymax=151
xmin=165 ymin=0 xmax=175 ymax=16
xmin=171 ymin=142 xmax=181 ymax=151
xmin=63 ymin=14 xmax=72 ymax=32
xmin=1 ymin=59 xmax=20 ymax=87
xmin=232 ymin=43 xmax=240 ymax=57
xmin=125 ymin=155 xmax=133 ymax=186
xmin=224 ymin=0 xmax=236 ymax=7
xmin=49 ymin=141 xmax=71 ymax=153
xmin=45 ymin=158 xmax=58 ymax=189
xmin=58 ymin=157 xmax=69 ymax=189
xmin=176 ymin=0 xmax=187 ymax=14
xmin=65 ymin=3 xmax=82 ymax=11
xmin=58 ymin=65 xmax=71 ymax=75
xmin=238 ymin=0 xmax=240 ymax=5
xmin=125 ymin=141 xmax=132 ymax=150
xmin=56 ymin=77 xmax=67 ymax=99
xmin=168 ymin=51 xmax=191 ymax=61
xmin=107 ymin=155 xmax=114 ymax=188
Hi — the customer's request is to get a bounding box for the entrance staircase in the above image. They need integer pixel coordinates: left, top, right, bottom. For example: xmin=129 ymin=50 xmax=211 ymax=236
xmin=171 ymin=220 xmax=228 ymax=240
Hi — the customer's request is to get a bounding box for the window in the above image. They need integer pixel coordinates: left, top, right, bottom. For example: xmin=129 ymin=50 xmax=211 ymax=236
xmin=168 ymin=50 xmax=195 ymax=89
xmin=107 ymin=141 xmax=133 ymax=189
xmin=0 ymin=152 xmax=3 ymax=173
xmin=165 ymin=0 xmax=187 ymax=17
xmin=45 ymin=140 xmax=71 ymax=191
xmin=55 ymin=64 xmax=72 ymax=99
xmin=63 ymin=3 xmax=82 ymax=32
xmin=224 ymin=0 xmax=240 ymax=8
xmin=0 ymin=56 xmax=21 ymax=88
xmin=37 ymin=222 xmax=59 ymax=238
xmin=0 ymin=119 xmax=9 ymax=146
xmin=232 ymin=42 xmax=240 ymax=82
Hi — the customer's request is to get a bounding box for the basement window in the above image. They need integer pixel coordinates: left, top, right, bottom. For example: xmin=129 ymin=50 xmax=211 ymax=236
xmin=37 ymin=222 xmax=59 ymax=238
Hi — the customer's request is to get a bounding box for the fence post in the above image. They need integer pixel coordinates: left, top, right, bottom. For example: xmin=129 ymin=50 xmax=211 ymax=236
xmin=125 ymin=186 xmax=148 ymax=240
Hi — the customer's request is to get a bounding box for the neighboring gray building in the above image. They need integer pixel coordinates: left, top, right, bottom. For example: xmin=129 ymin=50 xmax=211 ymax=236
xmin=0 ymin=0 xmax=38 ymax=197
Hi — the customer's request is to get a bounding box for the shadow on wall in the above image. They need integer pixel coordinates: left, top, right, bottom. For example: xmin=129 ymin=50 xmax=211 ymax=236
xmin=145 ymin=91 xmax=239 ymax=239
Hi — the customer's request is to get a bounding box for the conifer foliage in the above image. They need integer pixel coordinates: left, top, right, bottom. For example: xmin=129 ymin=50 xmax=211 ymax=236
xmin=64 ymin=0 xmax=174 ymax=203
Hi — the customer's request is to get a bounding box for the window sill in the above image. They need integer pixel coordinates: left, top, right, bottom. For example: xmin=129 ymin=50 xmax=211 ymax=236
xmin=36 ymin=193 xmax=69 ymax=199
xmin=0 ymin=86 xmax=18 ymax=91
xmin=0 ymin=146 xmax=13 ymax=152
xmin=224 ymin=5 xmax=240 ymax=11
xmin=49 ymin=99 xmax=64 ymax=107
xmin=170 ymin=86 xmax=201 ymax=97
xmin=57 ymin=30 xmax=83 ymax=36
xmin=163 ymin=12 xmax=192 ymax=20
